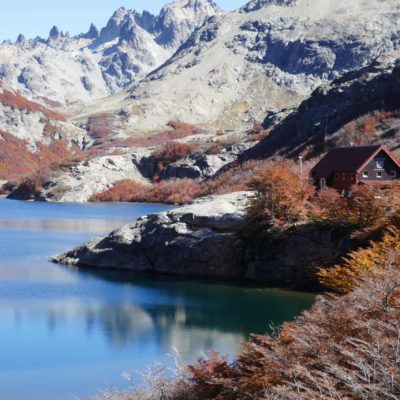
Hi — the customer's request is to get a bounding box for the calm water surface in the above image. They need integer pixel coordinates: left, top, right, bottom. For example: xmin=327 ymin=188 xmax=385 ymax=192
xmin=0 ymin=199 xmax=315 ymax=400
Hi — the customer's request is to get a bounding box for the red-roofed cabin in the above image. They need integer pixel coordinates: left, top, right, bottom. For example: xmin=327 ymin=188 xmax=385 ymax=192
xmin=310 ymin=145 xmax=400 ymax=196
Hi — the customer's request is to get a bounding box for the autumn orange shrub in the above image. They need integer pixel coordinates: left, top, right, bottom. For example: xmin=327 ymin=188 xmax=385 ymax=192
xmin=314 ymin=184 xmax=397 ymax=230
xmin=90 ymin=178 xmax=201 ymax=205
xmin=0 ymin=131 xmax=84 ymax=186
xmin=89 ymin=180 xmax=145 ymax=202
xmin=87 ymin=113 xmax=116 ymax=148
xmin=189 ymin=249 xmax=400 ymax=399
xmin=245 ymin=160 xmax=314 ymax=228
xmin=247 ymin=130 xmax=270 ymax=142
xmin=359 ymin=115 xmax=377 ymax=136
xmin=91 ymin=160 xmax=271 ymax=205
xmin=318 ymin=226 xmax=400 ymax=293
xmin=0 ymin=90 xmax=66 ymax=121
xmin=8 ymin=174 xmax=47 ymax=200
xmin=152 ymin=142 xmax=198 ymax=170
xmin=118 ymin=121 xmax=206 ymax=149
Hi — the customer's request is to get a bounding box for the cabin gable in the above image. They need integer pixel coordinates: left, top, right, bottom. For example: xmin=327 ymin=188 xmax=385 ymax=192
xmin=358 ymin=150 xmax=400 ymax=182
xmin=310 ymin=145 xmax=400 ymax=196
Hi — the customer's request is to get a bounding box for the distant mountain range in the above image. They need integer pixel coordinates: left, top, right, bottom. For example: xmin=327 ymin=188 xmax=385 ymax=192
xmin=0 ymin=0 xmax=221 ymax=106
xmin=2 ymin=0 xmax=400 ymax=202
xmin=66 ymin=0 xmax=400 ymax=136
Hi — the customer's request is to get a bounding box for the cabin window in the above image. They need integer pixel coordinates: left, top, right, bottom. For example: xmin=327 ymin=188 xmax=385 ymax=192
xmin=362 ymin=171 xmax=368 ymax=178
xmin=376 ymin=171 xmax=382 ymax=179
xmin=319 ymin=178 xmax=326 ymax=189
xmin=391 ymin=171 xmax=397 ymax=178
xmin=376 ymin=159 xmax=385 ymax=170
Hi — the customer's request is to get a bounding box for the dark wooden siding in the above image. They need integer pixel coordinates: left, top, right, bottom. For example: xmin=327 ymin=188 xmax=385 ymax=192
xmin=358 ymin=150 xmax=400 ymax=182
xmin=331 ymin=172 xmax=358 ymax=192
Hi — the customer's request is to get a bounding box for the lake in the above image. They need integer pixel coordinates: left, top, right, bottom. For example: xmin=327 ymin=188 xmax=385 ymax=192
xmin=0 ymin=198 xmax=315 ymax=400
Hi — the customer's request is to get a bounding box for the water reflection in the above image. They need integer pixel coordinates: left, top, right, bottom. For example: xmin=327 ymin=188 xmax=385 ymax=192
xmin=0 ymin=267 xmax=314 ymax=356
xmin=0 ymin=219 xmax=129 ymax=233
xmin=0 ymin=199 xmax=315 ymax=400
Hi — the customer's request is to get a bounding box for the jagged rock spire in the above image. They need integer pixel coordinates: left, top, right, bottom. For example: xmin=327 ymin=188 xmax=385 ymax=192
xmin=49 ymin=26 xmax=60 ymax=39
xmin=16 ymin=34 xmax=25 ymax=44
xmin=86 ymin=23 xmax=99 ymax=39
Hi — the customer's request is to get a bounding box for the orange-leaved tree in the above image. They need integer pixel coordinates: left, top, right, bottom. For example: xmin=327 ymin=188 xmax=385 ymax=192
xmin=246 ymin=160 xmax=314 ymax=230
xmin=318 ymin=226 xmax=400 ymax=293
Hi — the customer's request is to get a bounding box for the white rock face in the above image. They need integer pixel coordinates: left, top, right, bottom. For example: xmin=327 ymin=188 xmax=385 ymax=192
xmin=52 ymin=191 xmax=252 ymax=275
xmin=0 ymin=0 xmax=221 ymax=106
xmin=0 ymin=84 xmax=87 ymax=148
xmin=81 ymin=0 xmax=400 ymax=135
xmin=39 ymin=154 xmax=150 ymax=203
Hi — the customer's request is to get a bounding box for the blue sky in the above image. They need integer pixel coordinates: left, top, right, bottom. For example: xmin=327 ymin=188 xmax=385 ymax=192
xmin=0 ymin=0 xmax=244 ymax=41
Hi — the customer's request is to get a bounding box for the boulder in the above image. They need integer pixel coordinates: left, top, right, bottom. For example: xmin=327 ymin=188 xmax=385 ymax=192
xmin=53 ymin=192 xmax=250 ymax=279
xmin=159 ymin=143 xmax=254 ymax=180
xmin=53 ymin=192 xmax=353 ymax=289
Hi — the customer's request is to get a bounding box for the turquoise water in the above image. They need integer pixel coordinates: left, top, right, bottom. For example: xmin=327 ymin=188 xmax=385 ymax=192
xmin=0 ymin=199 xmax=315 ymax=400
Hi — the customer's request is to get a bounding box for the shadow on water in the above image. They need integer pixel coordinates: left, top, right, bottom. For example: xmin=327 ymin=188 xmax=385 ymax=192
xmin=0 ymin=199 xmax=315 ymax=399
xmin=71 ymin=266 xmax=316 ymax=340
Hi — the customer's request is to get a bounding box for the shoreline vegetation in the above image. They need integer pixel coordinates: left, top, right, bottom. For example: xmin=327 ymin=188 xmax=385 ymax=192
xmin=84 ymin=160 xmax=400 ymax=399
xmin=92 ymin=228 xmax=400 ymax=400
xmin=48 ymin=161 xmax=400 ymax=398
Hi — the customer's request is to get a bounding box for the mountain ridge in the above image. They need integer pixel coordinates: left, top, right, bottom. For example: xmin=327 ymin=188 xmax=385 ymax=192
xmin=0 ymin=0 xmax=221 ymax=106
xmin=72 ymin=0 xmax=400 ymax=137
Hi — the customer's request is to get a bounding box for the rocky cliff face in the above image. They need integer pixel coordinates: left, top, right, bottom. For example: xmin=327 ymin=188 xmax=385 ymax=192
xmin=0 ymin=0 xmax=221 ymax=106
xmin=158 ymin=142 xmax=254 ymax=180
xmin=0 ymin=82 xmax=87 ymax=149
xmin=80 ymin=0 xmax=400 ymax=136
xmin=240 ymin=52 xmax=400 ymax=161
xmin=53 ymin=192 xmax=352 ymax=289
xmin=31 ymin=153 xmax=150 ymax=203
xmin=19 ymin=148 xmax=154 ymax=203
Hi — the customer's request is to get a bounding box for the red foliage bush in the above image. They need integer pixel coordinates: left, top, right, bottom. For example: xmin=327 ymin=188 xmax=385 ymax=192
xmin=87 ymin=113 xmax=116 ymax=148
xmin=0 ymin=131 xmax=83 ymax=181
xmin=92 ymin=160 xmax=271 ymax=205
xmin=153 ymin=142 xmax=198 ymax=170
xmin=246 ymin=160 xmax=314 ymax=228
xmin=90 ymin=178 xmax=201 ymax=205
xmin=119 ymin=121 xmax=206 ymax=149
xmin=189 ymin=247 xmax=400 ymax=399
xmin=0 ymin=90 xmax=66 ymax=121
xmin=247 ymin=130 xmax=270 ymax=142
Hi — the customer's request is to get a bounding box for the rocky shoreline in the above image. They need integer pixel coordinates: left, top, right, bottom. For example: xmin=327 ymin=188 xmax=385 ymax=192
xmin=53 ymin=192 xmax=353 ymax=290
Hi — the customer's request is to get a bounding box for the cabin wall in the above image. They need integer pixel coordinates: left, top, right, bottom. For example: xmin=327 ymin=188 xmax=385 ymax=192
xmin=358 ymin=150 xmax=400 ymax=182
xmin=331 ymin=172 xmax=357 ymax=192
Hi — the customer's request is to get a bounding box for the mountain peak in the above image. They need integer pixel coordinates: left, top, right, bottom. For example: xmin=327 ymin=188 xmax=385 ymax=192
xmin=49 ymin=25 xmax=60 ymax=39
xmin=155 ymin=0 xmax=222 ymax=49
xmin=84 ymin=23 xmax=99 ymax=39
xmin=162 ymin=0 xmax=222 ymax=15
xmin=241 ymin=0 xmax=296 ymax=12
xmin=16 ymin=34 xmax=26 ymax=44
